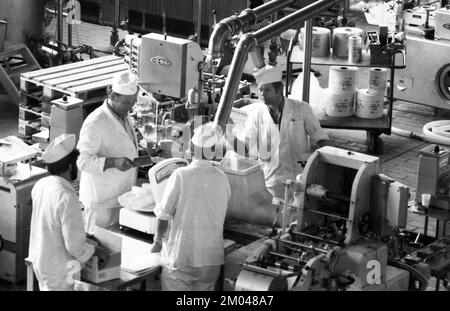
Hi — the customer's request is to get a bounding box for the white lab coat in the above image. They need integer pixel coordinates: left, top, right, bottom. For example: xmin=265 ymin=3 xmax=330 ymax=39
xmin=77 ymin=101 xmax=138 ymax=233
xmin=243 ymin=98 xmax=329 ymax=188
xmin=153 ymin=160 xmax=231 ymax=269
xmin=28 ymin=176 xmax=95 ymax=291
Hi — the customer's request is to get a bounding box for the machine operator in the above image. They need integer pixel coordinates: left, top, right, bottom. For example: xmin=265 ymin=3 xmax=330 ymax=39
xmin=77 ymin=71 xmax=139 ymax=234
xmin=230 ymin=65 xmax=329 ymax=199
xmin=28 ymin=134 xmax=109 ymax=291
xmin=150 ymin=123 xmax=231 ymax=291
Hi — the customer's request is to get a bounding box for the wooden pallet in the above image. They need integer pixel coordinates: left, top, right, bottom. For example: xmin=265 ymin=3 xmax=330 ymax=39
xmin=18 ymin=55 xmax=128 ymax=142
xmin=20 ymin=55 xmax=128 ymax=105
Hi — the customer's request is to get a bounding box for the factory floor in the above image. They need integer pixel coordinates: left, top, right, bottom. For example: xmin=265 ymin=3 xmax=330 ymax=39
xmin=0 ymin=19 xmax=449 ymax=291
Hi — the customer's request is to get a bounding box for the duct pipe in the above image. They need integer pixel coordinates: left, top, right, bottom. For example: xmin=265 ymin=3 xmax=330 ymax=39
xmin=302 ymin=19 xmax=313 ymax=102
xmin=254 ymin=0 xmax=345 ymax=44
xmin=208 ymin=0 xmax=296 ymax=59
xmin=214 ymin=33 xmax=257 ymax=130
xmin=214 ymin=0 xmax=346 ymax=130
xmin=57 ymin=0 xmax=64 ymax=50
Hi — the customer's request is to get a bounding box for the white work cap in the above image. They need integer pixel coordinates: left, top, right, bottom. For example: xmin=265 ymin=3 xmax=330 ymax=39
xmin=254 ymin=65 xmax=283 ymax=86
xmin=112 ymin=71 xmax=138 ymax=95
xmin=42 ymin=134 xmax=76 ymax=164
xmin=191 ymin=122 xmax=222 ymax=149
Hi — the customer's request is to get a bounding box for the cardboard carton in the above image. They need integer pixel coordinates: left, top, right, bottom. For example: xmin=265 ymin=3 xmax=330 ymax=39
xmin=81 ymin=227 xmax=122 ymax=284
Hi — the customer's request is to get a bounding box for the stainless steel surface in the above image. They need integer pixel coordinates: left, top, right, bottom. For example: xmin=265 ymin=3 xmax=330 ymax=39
xmin=394 ymin=35 xmax=450 ymax=109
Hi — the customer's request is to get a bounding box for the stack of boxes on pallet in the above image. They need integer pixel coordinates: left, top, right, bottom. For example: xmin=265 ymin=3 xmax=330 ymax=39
xmin=18 ymin=56 xmax=129 ymax=148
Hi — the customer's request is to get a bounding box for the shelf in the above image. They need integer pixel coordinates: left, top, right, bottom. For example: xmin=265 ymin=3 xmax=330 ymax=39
xmin=317 ymin=110 xmax=390 ymax=132
xmin=289 ymin=45 xmax=392 ymax=68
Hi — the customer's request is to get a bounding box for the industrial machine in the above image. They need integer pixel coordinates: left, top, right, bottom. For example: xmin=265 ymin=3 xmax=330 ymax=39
xmin=0 ymin=136 xmax=48 ymax=283
xmin=394 ymin=2 xmax=450 ymax=110
xmin=416 ymin=144 xmax=450 ymax=210
xmin=225 ymin=146 xmax=417 ymax=291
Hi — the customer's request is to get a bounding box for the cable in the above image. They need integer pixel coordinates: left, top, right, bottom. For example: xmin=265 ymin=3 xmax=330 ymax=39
xmin=391 ymin=119 xmax=450 ymax=146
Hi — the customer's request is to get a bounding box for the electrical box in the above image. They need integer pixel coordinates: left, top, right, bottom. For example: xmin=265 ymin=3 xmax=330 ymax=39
xmin=138 ymin=33 xmax=203 ymax=98
xmin=124 ymin=34 xmax=142 ymax=76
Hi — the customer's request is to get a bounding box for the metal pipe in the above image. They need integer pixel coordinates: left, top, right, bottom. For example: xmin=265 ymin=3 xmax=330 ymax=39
xmin=197 ymin=0 xmax=202 ymax=45
xmin=254 ymin=0 xmax=345 ymax=44
xmin=267 ymin=251 xmax=300 ymax=262
xmin=213 ymin=33 xmax=256 ymax=131
xmin=57 ymin=0 xmax=64 ymax=49
xmin=214 ymin=0 xmax=345 ymax=131
xmin=208 ymin=0 xmax=296 ymax=58
xmin=301 ymin=19 xmax=312 ymax=102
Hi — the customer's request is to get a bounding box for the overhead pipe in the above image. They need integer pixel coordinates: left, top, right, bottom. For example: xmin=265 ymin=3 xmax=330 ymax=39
xmin=213 ymin=0 xmax=346 ymax=130
xmin=208 ymin=0 xmax=296 ymax=59
xmin=213 ymin=33 xmax=257 ymax=130
xmin=253 ymin=0 xmax=345 ymax=44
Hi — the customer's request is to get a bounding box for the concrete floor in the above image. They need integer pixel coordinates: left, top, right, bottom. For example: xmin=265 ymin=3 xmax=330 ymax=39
xmin=1 ymin=16 xmax=449 ymax=291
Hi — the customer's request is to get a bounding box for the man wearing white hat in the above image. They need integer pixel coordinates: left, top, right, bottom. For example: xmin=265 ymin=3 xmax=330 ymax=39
xmin=151 ymin=122 xmax=231 ymax=291
xmin=234 ymin=65 xmax=329 ymax=198
xmin=77 ymin=71 xmax=139 ymax=234
xmin=28 ymin=134 xmax=108 ymax=290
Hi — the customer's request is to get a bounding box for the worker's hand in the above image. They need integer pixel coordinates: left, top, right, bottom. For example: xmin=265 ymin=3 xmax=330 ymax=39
xmin=233 ymin=98 xmax=255 ymax=108
xmin=150 ymin=240 xmax=163 ymax=253
xmin=104 ymin=157 xmax=136 ymax=171
xmin=94 ymin=245 xmax=110 ymax=270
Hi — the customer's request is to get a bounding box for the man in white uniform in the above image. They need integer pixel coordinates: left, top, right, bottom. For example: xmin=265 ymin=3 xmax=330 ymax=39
xmin=28 ymin=134 xmax=108 ymax=291
xmin=77 ymin=71 xmax=139 ymax=234
xmin=150 ymin=123 xmax=231 ymax=291
xmin=234 ymin=65 xmax=329 ymax=198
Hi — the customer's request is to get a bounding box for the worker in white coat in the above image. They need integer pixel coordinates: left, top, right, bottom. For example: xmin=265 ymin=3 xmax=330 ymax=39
xmin=28 ymin=134 xmax=108 ymax=291
xmin=77 ymin=71 xmax=139 ymax=234
xmin=150 ymin=123 xmax=231 ymax=291
xmin=231 ymin=65 xmax=329 ymax=199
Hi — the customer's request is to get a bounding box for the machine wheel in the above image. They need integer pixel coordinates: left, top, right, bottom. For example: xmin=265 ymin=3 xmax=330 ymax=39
xmin=367 ymin=131 xmax=384 ymax=155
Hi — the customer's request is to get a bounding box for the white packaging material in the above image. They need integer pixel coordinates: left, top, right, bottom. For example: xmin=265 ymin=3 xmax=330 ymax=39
xmin=298 ymin=27 xmax=331 ymax=57
xmin=332 ymin=27 xmax=364 ymax=58
xmin=289 ymin=72 xmax=326 ymax=115
xmin=328 ymin=66 xmax=359 ymax=93
xmin=324 ymin=89 xmax=354 ymax=117
xmin=368 ymin=68 xmax=388 ymax=95
xmin=355 ymin=89 xmax=384 ymax=119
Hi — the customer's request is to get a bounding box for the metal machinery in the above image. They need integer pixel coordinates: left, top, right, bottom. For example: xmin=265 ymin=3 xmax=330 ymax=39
xmin=394 ymin=2 xmax=450 ymax=110
xmin=198 ymin=0 xmax=436 ymax=290
xmin=415 ymin=144 xmax=450 ymax=210
xmin=0 ymin=136 xmax=48 ymax=283
xmin=227 ymin=146 xmax=418 ymax=291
